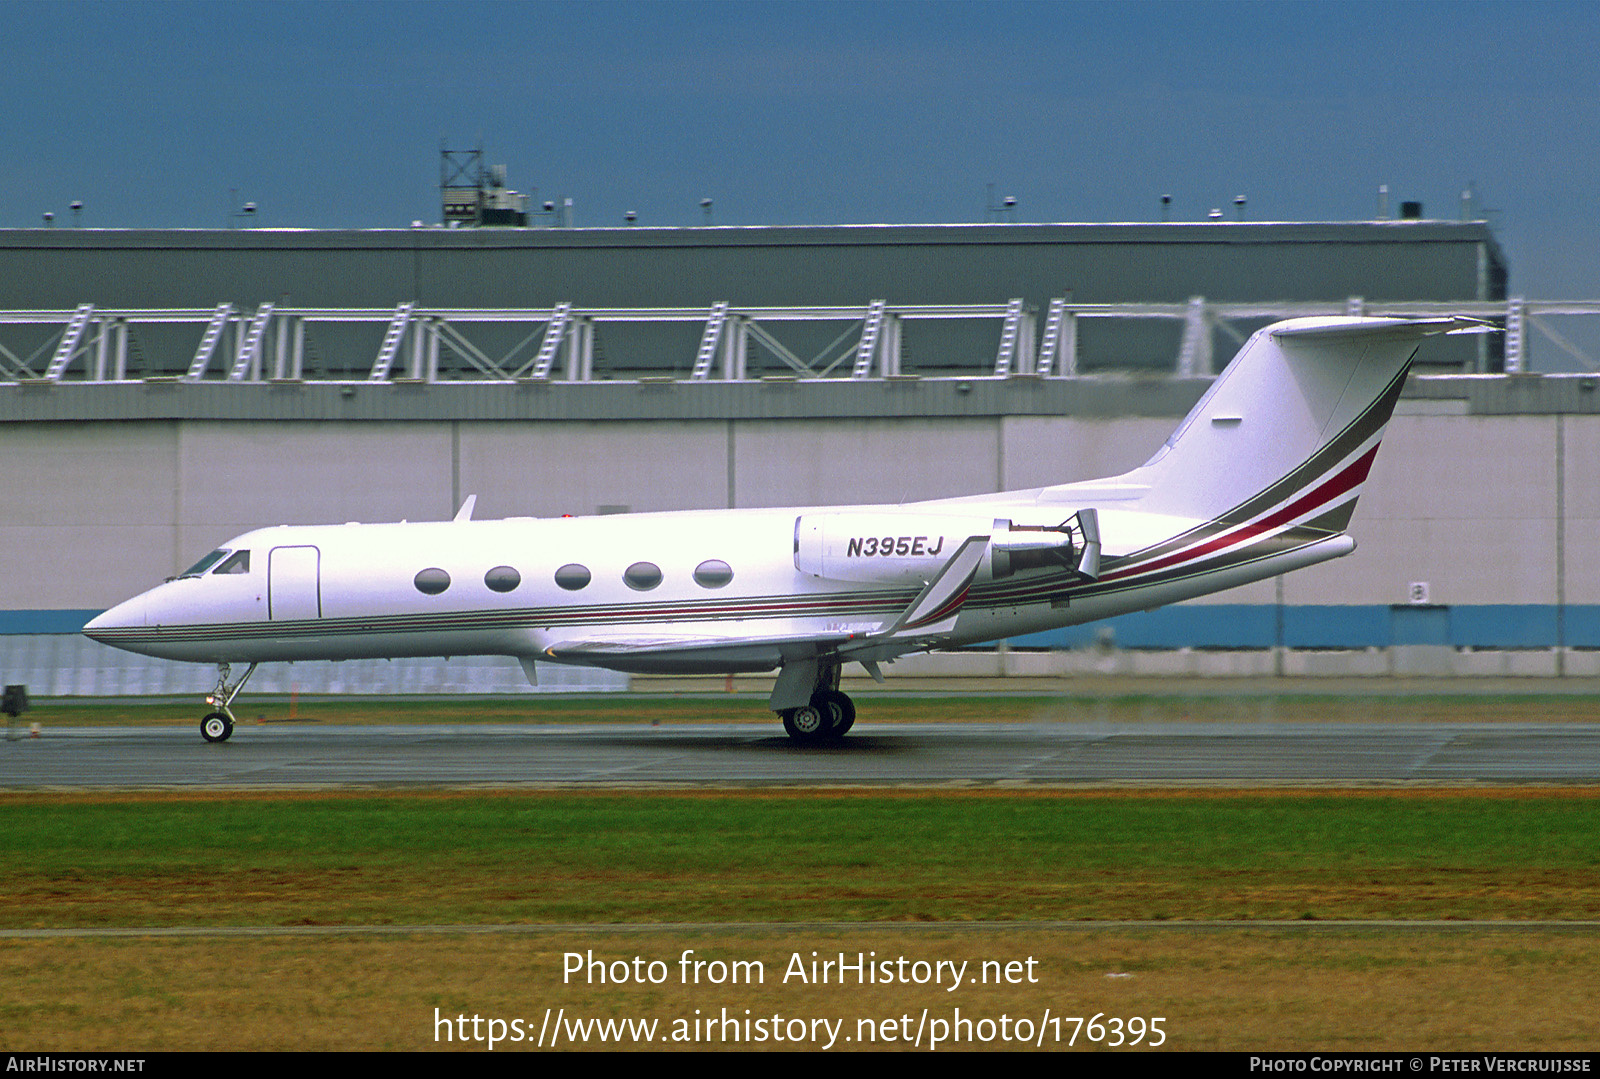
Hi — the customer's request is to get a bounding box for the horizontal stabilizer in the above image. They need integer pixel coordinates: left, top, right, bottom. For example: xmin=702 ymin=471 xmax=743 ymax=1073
xmin=1269 ymin=315 xmax=1481 ymax=341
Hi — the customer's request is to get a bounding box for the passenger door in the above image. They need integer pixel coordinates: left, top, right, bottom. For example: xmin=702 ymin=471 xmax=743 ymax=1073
xmin=268 ymin=545 xmax=322 ymax=620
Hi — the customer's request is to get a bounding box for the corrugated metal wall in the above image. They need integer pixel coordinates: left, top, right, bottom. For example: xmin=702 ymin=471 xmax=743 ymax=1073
xmin=0 ymin=221 xmax=1504 ymax=373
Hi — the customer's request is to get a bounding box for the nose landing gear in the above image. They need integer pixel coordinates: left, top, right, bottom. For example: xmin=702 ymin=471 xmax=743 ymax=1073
xmin=201 ymin=711 xmax=233 ymax=743
xmin=200 ymin=662 xmax=258 ymax=743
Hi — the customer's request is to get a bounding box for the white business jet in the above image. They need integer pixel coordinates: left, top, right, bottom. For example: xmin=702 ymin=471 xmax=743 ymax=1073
xmin=84 ymin=316 xmax=1468 ymax=743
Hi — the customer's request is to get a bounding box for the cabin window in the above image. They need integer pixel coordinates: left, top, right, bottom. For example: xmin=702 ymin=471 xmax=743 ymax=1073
xmin=414 ymin=568 xmax=451 ymax=595
xmin=693 ymin=559 xmax=734 ymax=588
xmin=213 ymin=550 xmax=251 ymax=575
xmin=484 ymin=565 xmax=521 ymax=593
xmin=554 ymin=563 xmax=591 ymax=591
xmin=623 ymin=561 xmax=662 ymax=591
xmin=179 ymin=550 xmax=228 ymax=578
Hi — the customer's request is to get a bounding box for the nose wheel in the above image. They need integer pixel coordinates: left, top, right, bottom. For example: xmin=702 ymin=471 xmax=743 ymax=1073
xmin=201 ymin=711 xmax=234 ymax=743
xmin=199 ymin=662 xmax=257 ymax=743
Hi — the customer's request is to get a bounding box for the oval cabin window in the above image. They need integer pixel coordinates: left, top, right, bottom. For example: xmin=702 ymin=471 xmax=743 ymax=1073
xmin=554 ymin=563 xmax=591 ymax=591
xmin=414 ymin=568 xmax=451 ymax=595
xmin=484 ymin=566 xmax=521 ymax=593
xmin=693 ymin=559 xmax=734 ymax=588
xmin=623 ymin=562 xmax=662 ymax=591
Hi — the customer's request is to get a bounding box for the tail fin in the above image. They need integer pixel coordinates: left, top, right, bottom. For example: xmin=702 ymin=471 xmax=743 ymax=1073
xmin=1129 ymin=316 xmax=1470 ymax=528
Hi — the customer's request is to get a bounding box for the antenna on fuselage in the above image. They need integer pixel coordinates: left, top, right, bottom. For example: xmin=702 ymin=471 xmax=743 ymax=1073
xmin=453 ymin=495 xmax=477 ymax=522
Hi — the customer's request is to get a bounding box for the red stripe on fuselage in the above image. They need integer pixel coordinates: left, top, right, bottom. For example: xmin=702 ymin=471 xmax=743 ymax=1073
xmin=1097 ymin=443 xmax=1380 ymax=585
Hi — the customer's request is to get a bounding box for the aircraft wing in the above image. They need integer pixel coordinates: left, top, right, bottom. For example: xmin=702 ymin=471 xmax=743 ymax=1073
xmin=873 ymin=535 xmax=989 ymax=637
xmin=535 ymin=628 xmax=862 ymax=676
xmin=536 ymin=519 xmax=1097 ymax=677
xmin=539 ymin=533 xmax=993 ymax=660
xmin=535 ymin=566 xmax=968 ymax=679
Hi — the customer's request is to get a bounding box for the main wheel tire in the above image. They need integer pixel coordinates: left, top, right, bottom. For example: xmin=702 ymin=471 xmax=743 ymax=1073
xmin=782 ymin=704 xmax=827 ymax=743
xmin=811 ymin=688 xmax=855 ymax=737
xmin=201 ymin=711 xmax=234 ymax=743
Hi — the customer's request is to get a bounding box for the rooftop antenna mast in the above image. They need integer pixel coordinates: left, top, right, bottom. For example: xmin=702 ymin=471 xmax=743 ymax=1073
xmin=441 ymin=140 xmax=532 ymax=227
xmin=440 ymin=139 xmax=485 ymax=226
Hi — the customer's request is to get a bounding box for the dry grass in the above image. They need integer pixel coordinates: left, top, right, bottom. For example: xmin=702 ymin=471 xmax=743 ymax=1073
xmin=5 ymin=927 xmax=1598 ymax=1051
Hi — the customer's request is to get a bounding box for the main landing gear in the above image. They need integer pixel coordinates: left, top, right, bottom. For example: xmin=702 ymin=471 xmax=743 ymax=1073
xmin=777 ymin=661 xmax=856 ymax=744
xmin=200 ymin=662 xmax=257 ymax=743
xmin=780 ymin=688 xmax=856 ymax=743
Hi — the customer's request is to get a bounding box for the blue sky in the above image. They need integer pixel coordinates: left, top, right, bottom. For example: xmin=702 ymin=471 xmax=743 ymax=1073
xmin=3 ymin=0 xmax=1598 ymax=301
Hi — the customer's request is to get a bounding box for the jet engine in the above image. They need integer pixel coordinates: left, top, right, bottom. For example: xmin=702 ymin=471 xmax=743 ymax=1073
xmin=793 ymin=510 xmax=1099 ymax=585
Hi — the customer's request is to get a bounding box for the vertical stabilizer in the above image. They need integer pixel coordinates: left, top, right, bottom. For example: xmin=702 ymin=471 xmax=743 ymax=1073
xmin=1128 ymin=317 xmax=1465 ymax=529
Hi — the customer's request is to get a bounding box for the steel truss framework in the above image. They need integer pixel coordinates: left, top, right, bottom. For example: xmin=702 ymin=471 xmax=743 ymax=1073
xmin=0 ymin=297 xmax=1582 ymax=386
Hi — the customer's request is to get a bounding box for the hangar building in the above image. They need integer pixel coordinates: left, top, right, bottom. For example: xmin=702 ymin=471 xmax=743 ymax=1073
xmin=7 ymin=219 xmax=1596 ymax=694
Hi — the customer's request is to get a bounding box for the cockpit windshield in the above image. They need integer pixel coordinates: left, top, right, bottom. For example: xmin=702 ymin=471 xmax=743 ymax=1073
xmin=173 ymin=548 xmax=252 ymax=580
xmin=178 ymin=550 xmax=229 ymax=578
xmin=213 ymin=550 xmax=250 ymax=575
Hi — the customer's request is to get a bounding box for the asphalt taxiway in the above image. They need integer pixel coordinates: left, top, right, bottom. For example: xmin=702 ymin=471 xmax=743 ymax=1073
xmin=3 ymin=721 xmax=1598 ymax=787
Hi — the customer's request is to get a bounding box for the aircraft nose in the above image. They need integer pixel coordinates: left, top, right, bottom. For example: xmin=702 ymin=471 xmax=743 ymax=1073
xmin=82 ymin=594 xmax=147 ymax=641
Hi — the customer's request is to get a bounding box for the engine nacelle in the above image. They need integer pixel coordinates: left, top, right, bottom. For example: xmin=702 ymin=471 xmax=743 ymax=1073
xmin=794 ymin=513 xmax=1087 ymax=584
xmin=794 ymin=514 xmax=988 ymax=584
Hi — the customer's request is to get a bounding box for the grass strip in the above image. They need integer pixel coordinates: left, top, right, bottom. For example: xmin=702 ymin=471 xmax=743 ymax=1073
xmin=2 ymin=789 xmax=1598 ymax=928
